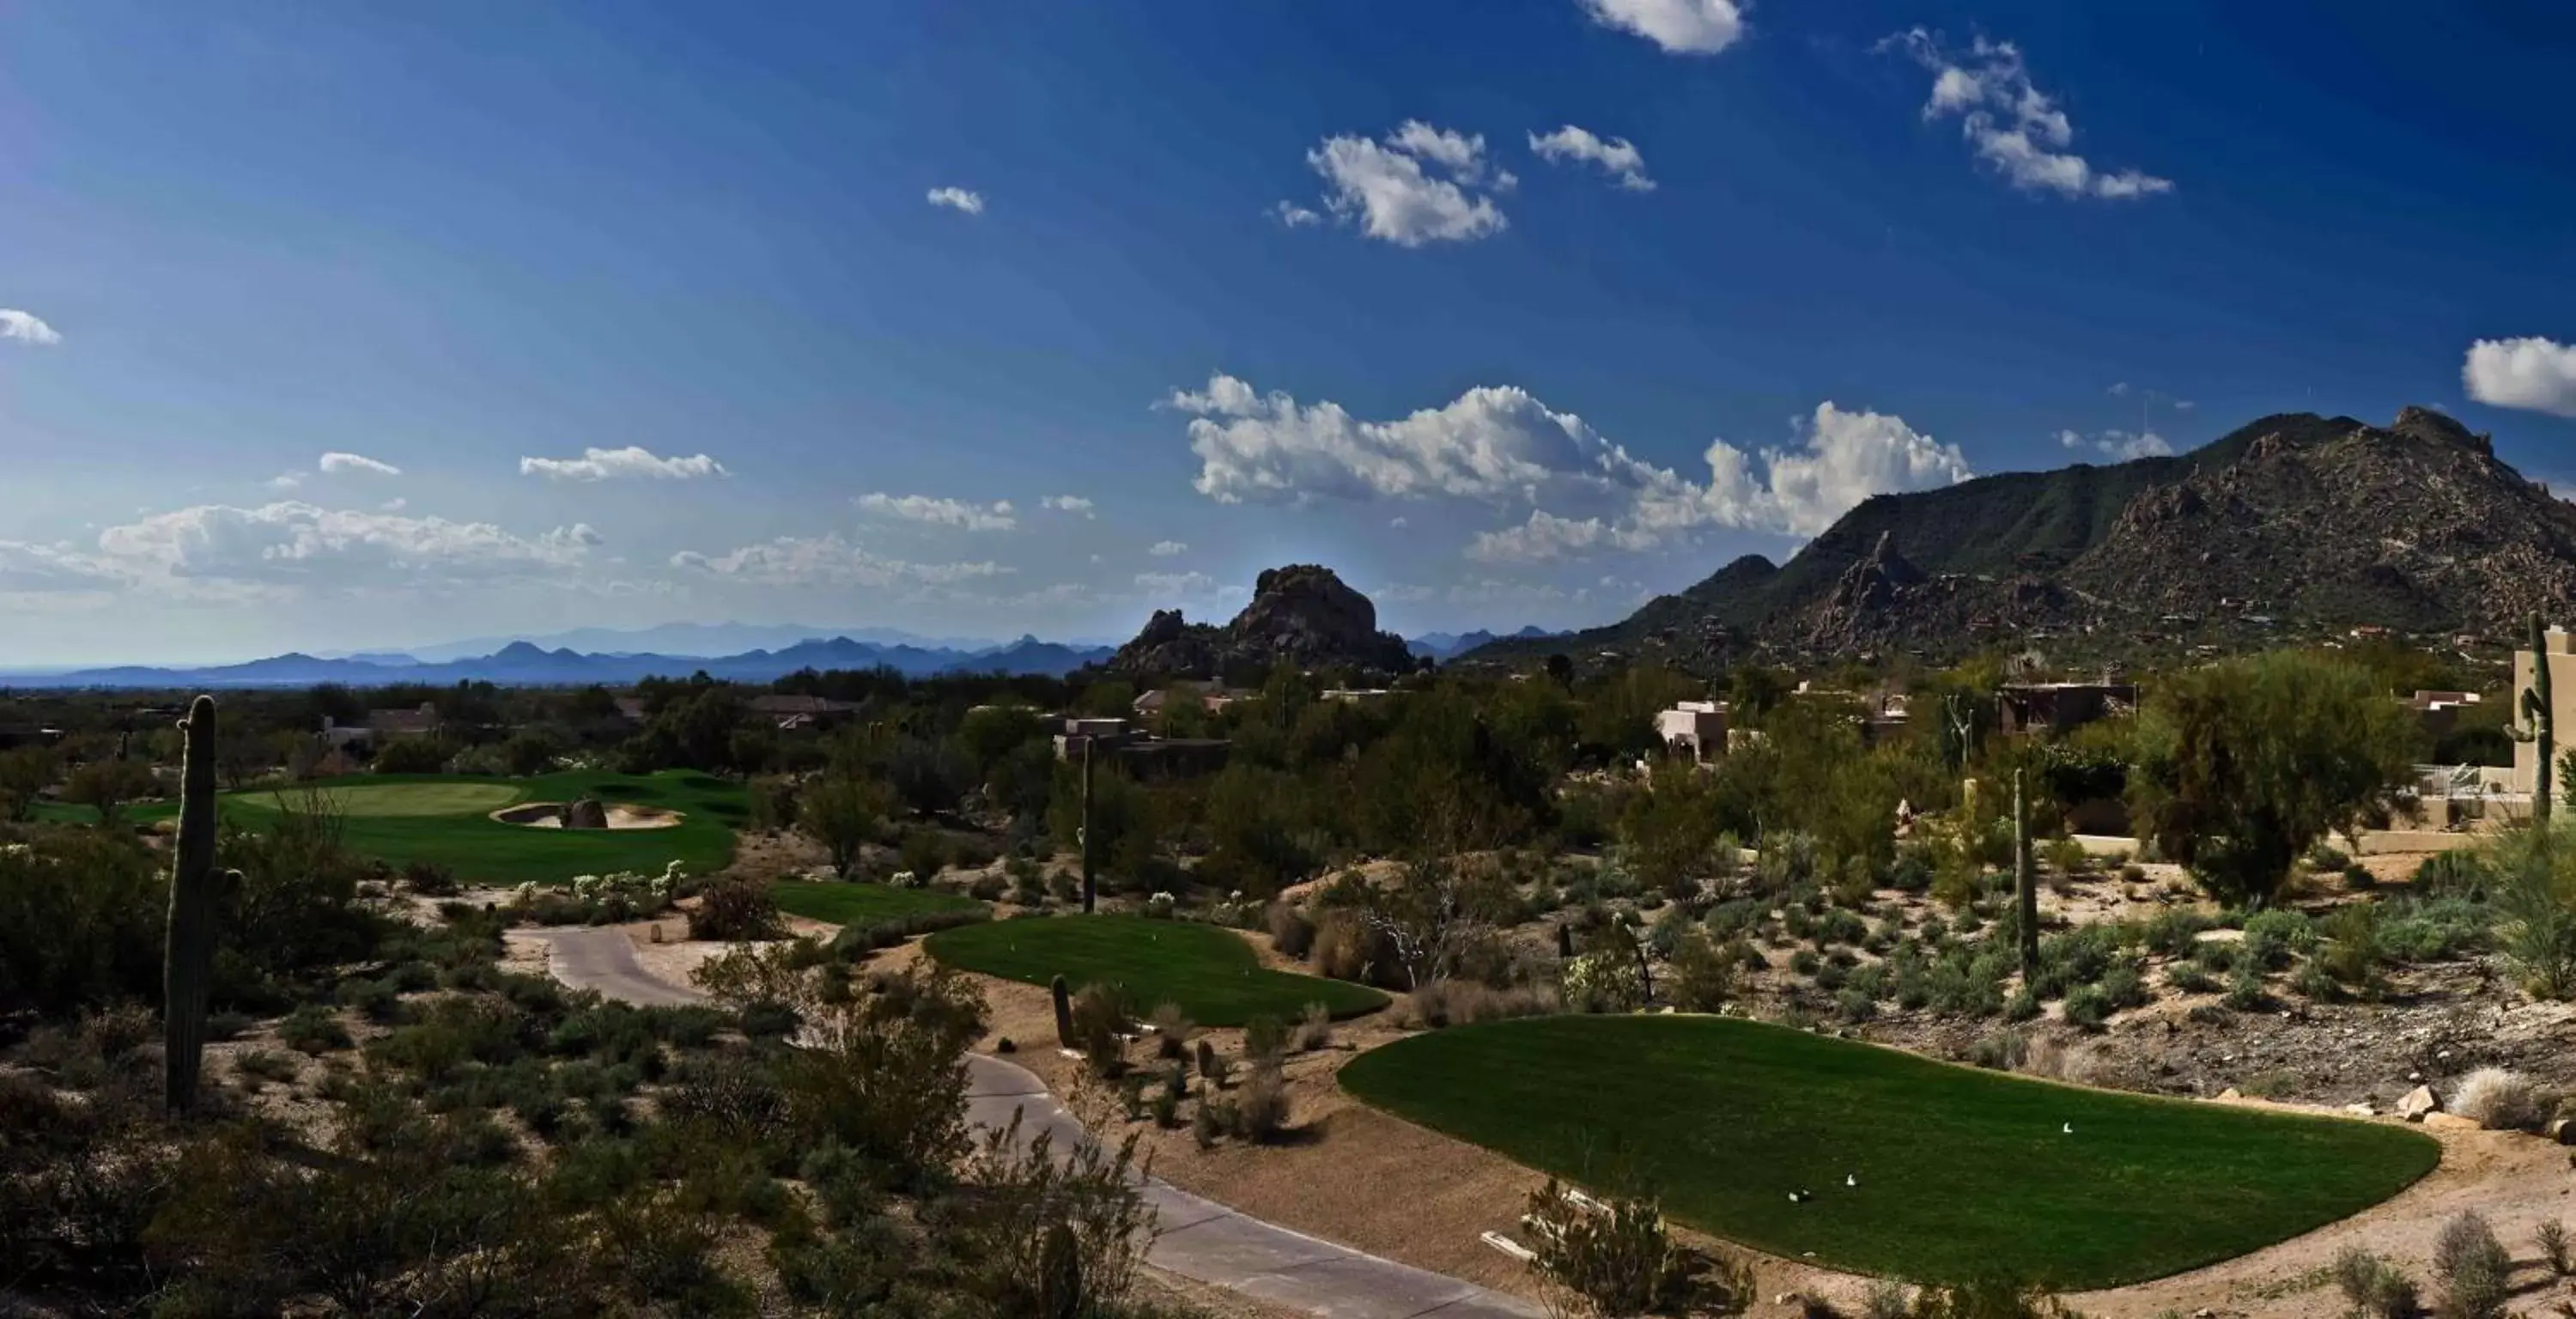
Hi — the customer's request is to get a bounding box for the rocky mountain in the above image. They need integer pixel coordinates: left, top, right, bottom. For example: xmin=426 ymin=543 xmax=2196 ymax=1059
xmin=1465 ymin=406 xmax=2576 ymax=672
xmin=1103 ymin=564 xmax=1418 ymax=678
xmin=1406 ymin=624 xmax=1563 ymax=660
xmin=3 ymin=635 xmax=1115 ymax=690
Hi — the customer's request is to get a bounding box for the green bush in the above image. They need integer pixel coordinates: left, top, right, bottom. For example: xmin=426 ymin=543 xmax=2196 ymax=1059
xmin=2062 ymin=984 xmax=2110 ymax=1030
xmin=280 ymin=1004 xmax=353 ymax=1055
xmin=2240 ymin=909 xmax=2317 ymax=971
xmin=2433 ymin=1212 xmax=2510 ymax=1319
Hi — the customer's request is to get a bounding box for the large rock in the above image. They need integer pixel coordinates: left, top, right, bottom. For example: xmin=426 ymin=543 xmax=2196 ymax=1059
xmin=1105 ymin=564 xmax=1416 ymax=678
xmin=562 ymin=798 xmax=610 ymax=830
xmin=2397 ymin=1085 xmax=2441 ymax=1121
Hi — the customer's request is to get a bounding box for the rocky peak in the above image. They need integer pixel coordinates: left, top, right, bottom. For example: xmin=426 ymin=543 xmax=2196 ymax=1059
xmin=2390 ymin=404 xmax=2492 ymax=458
xmin=1833 ymin=532 xmax=1924 ymax=612
xmin=1104 ymin=563 xmax=1414 ymax=678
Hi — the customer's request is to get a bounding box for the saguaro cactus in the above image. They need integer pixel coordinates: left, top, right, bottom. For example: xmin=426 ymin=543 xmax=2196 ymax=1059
xmin=1036 ymin=1220 xmax=1083 ymax=1319
xmin=2514 ymin=612 xmax=2557 ymax=824
xmin=1050 ymin=975 xmax=1073 ymax=1049
xmin=165 ymin=694 xmax=234 ymax=1114
xmin=2014 ymin=768 xmax=2038 ymax=983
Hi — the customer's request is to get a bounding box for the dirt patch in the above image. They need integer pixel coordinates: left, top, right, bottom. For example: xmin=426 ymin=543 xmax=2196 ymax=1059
xmin=617 ymin=911 xmax=839 ymax=990
xmin=489 ymin=801 xmax=682 ymax=830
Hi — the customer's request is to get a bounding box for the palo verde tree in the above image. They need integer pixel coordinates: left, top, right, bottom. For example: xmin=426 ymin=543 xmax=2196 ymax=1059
xmin=2128 ymin=651 xmax=2420 ymax=908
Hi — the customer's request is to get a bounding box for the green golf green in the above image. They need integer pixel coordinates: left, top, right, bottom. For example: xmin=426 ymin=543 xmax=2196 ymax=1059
xmin=925 ymin=915 xmax=1388 ymax=1027
xmin=1340 ymin=1015 xmax=2438 ymax=1289
xmin=769 ymin=879 xmax=984 ymax=927
xmin=54 ymin=770 xmax=746 ymax=887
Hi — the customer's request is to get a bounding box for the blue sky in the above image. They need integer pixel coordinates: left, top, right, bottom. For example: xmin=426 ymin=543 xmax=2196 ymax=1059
xmin=5 ymin=0 xmax=2576 ymax=665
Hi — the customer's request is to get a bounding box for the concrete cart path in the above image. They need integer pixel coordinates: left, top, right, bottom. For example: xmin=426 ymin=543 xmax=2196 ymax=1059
xmin=535 ymin=927 xmax=1546 ymax=1319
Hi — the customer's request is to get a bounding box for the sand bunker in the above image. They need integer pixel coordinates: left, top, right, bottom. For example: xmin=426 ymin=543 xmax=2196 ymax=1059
xmin=489 ymin=800 xmax=682 ymax=830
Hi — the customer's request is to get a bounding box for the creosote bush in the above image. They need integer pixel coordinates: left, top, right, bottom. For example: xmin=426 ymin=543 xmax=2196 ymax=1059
xmin=2447 ymin=1067 xmax=2541 ymax=1132
xmin=2433 ymin=1212 xmax=2509 ymax=1319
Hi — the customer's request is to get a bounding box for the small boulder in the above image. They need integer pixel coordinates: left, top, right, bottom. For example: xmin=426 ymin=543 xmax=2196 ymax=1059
xmin=2424 ymin=1112 xmax=2482 ymax=1133
xmin=2549 ymin=1118 xmax=2576 ymax=1146
xmin=2215 ymin=1087 xmax=2243 ymax=1102
xmin=2344 ymin=1103 xmax=2378 ymax=1119
xmin=2397 ymin=1085 xmax=2440 ymax=1121
xmin=562 ymin=798 xmax=610 ymax=830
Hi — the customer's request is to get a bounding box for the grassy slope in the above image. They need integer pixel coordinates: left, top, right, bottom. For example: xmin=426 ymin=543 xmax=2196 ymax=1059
xmin=39 ymin=771 xmax=745 ymax=886
xmin=1340 ymin=1015 xmax=2437 ymax=1289
xmin=769 ymin=879 xmax=982 ymax=927
xmin=925 ymin=915 xmax=1387 ymax=1027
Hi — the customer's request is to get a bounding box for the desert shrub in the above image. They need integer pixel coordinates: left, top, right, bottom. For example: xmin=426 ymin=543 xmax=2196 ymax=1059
xmin=2540 ymin=1220 xmax=2572 ymax=1278
xmin=2223 ymin=963 xmax=2268 ymax=1011
xmin=2448 ymin=1067 xmax=2542 ymax=1131
xmin=1407 ymin=979 xmax=1560 ymax=1028
xmin=1266 ymin=902 xmax=1316 ymax=958
xmin=2433 ymin=1212 xmax=2509 ymax=1319
xmin=2062 ymin=984 xmax=2110 ymax=1030
xmin=1242 ymin=1014 xmax=1287 ymax=1065
xmin=1562 ymin=949 xmax=1647 ymax=1014
xmin=2414 ymin=849 xmax=2491 ymax=899
xmin=2491 ymin=825 xmax=2576 ymax=999
xmin=1668 ymin=930 xmax=1738 ymax=1013
xmin=2098 ymin=961 xmax=2148 ymax=1010
xmin=1232 ymin=1062 xmax=1289 ymax=1142
xmin=688 ymin=878 xmax=784 ymax=942
xmin=1964 ymin=1030 xmax=2027 ymax=1072
xmin=1195 ymin=1038 xmax=1230 ymax=1090
xmin=1068 ymin=984 xmax=1132 ymax=1078
xmin=2378 ymin=897 xmax=2493 ymax=963
xmin=1521 ymin=1182 xmax=1738 ymax=1317
xmin=2239 ymin=909 xmax=2316 ymax=970
xmin=826 ymin=905 xmax=990 ymax=958
xmin=2333 ymin=1246 xmax=2420 ymax=1319
xmin=2142 ymin=909 xmax=2216 ymax=957
xmin=1789 ymin=949 xmax=1821 ymax=976
xmin=2191 ymin=938 xmax=2237 ymax=973
xmin=2320 ymin=903 xmax=2385 ymax=986
xmin=1900 ymin=1278 xmax=2085 ymax=1319
xmin=1290 ymin=1002 xmax=1332 ymax=1053
xmin=1146 ymin=1002 xmax=1195 ymax=1060
xmin=2165 ymin=963 xmax=2216 ymax=994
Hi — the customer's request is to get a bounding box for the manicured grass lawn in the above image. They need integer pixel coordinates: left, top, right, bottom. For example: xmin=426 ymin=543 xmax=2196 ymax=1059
xmin=1340 ymin=1015 xmax=2438 ymax=1288
xmin=925 ymin=915 xmax=1388 ymax=1027
xmin=45 ymin=770 xmax=745 ymax=887
xmin=769 ymin=879 xmax=984 ymax=927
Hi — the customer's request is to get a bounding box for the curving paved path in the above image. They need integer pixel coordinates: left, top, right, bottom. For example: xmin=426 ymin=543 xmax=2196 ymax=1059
xmin=536 ymin=927 xmax=1544 ymax=1319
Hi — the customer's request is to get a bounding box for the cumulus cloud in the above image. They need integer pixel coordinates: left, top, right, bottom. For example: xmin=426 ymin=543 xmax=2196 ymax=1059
xmin=2057 ymin=428 xmax=2173 ymax=460
xmin=90 ymin=501 xmax=598 ymax=587
xmin=2464 ymin=337 xmax=2576 ymax=418
xmin=0 ymin=309 xmax=62 ymax=345
xmin=1577 ymin=0 xmax=1747 ymax=54
xmin=267 ymin=473 xmax=304 ymax=492
xmin=519 ymin=447 xmax=726 ymax=481
xmin=1471 ymin=403 xmax=1973 ymax=561
xmin=319 ymin=451 xmax=402 ymax=477
xmin=1136 ymin=570 xmax=1219 ymax=597
xmin=0 ymin=540 xmax=122 ymax=593
xmin=1270 ymin=200 xmax=1322 ymax=228
xmin=1148 ymin=540 xmax=1188 ymax=556
xmin=671 ymin=535 xmax=1009 ymax=588
xmin=1163 ymin=373 xmax=1969 ymax=563
xmin=854 ymin=493 xmax=1018 ymax=532
xmin=1529 ymin=125 xmax=1656 ymax=191
xmin=1302 ymin=121 xmax=1509 ymax=247
xmin=1168 ymin=372 xmax=1598 ymax=504
xmin=927 ymin=186 xmax=986 ymax=216
xmin=1882 ymin=30 xmax=2171 ymax=200
xmin=1041 ymin=495 xmax=1097 ymax=517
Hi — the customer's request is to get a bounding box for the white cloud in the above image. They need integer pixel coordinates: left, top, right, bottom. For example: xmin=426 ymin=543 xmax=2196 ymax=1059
xmin=1148 ymin=540 xmax=1188 ymax=556
xmin=0 ymin=309 xmax=62 ymax=346
xmin=1303 ymin=121 xmax=1509 ymax=247
xmin=1168 ymin=372 xmax=1599 ymax=504
xmin=1270 ymin=200 xmax=1322 ymax=228
xmin=319 ymin=451 xmax=402 ymax=477
xmin=1472 ymin=402 xmax=1972 ymax=561
xmin=1577 ymin=0 xmax=1747 ymax=55
xmin=1529 ymin=125 xmax=1656 ymax=191
xmin=854 ymin=493 xmax=1018 ymax=532
xmin=0 ymin=540 xmax=121 ymax=593
xmin=2464 ymin=337 xmax=2576 ymax=418
xmin=1390 ymin=516 xmax=1410 ymax=528
xmin=671 ymin=535 xmax=1008 ymax=588
xmin=1136 ymin=570 xmax=1219 ymax=597
xmin=2107 ymin=381 xmax=2130 ymax=397
xmin=2057 ymin=428 xmax=2172 ymax=460
xmin=1883 ymin=30 xmax=2171 ymax=201
xmin=1041 ymin=495 xmax=1097 ymax=517
xmin=380 ymin=498 xmax=408 ymax=512
xmin=519 ymin=446 xmax=727 ymax=481
xmin=927 ymin=186 xmax=986 ymax=216
xmin=266 ymin=473 xmax=304 ymax=492
xmin=91 ymin=501 xmax=598 ymax=587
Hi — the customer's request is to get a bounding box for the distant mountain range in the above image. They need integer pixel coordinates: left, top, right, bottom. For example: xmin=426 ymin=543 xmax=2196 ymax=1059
xmin=345 ymin=622 xmax=1087 ymax=665
xmin=1463 ymin=405 xmax=2576 ymax=673
xmin=1 ymin=634 xmax=1120 ymax=690
xmin=1406 ymin=625 xmax=1562 ymax=660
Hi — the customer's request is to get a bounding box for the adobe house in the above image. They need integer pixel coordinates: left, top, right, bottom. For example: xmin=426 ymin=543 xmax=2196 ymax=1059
xmin=1655 ymin=700 xmax=1729 ymax=763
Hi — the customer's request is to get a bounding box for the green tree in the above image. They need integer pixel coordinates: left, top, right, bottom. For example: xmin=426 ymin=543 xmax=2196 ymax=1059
xmin=62 ymin=759 xmax=157 ymax=829
xmin=799 ymin=775 xmax=891 ymax=878
xmin=0 ymin=745 xmax=55 ymax=821
xmin=2129 ymin=652 xmax=2420 ymax=908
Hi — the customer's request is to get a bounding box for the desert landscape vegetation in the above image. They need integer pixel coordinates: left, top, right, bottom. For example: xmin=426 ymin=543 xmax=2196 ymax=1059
xmin=12 ymin=549 xmax=2576 ymax=1319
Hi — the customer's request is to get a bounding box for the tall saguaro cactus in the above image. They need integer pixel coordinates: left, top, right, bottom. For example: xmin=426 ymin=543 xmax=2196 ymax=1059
xmin=2014 ymin=768 xmax=2038 ymax=983
xmin=2515 ymin=612 xmax=2557 ymax=824
xmin=1078 ymin=739 xmax=1097 ymax=915
xmin=1050 ymin=975 xmax=1073 ymax=1049
xmin=165 ymin=694 xmax=234 ymax=1114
